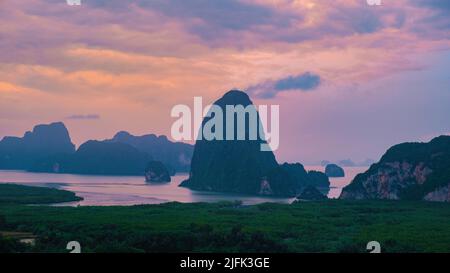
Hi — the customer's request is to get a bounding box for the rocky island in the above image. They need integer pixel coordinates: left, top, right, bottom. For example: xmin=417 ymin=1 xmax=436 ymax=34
xmin=325 ymin=164 xmax=345 ymax=177
xmin=180 ymin=90 xmax=330 ymax=197
xmin=145 ymin=161 xmax=171 ymax=183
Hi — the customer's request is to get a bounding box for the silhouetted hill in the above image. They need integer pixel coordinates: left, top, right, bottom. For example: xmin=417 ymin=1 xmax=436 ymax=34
xmin=180 ymin=90 xmax=281 ymax=194
xmin=31 ymin=140 xmax=151 ymax=175
xmin=145 ymin=161 xmax=171 ymax=182
xmin=180 ymin=90 xmax=330 ymax=197
xmin=280 ymin=163 xmax=330 ymax=188
xmin=0 ymin=122 xmax=75 ymax=169
xmin=325 ymin=164 xmax=345 ymax=177
xmin=340 ymin=136 xmax=450 ymax=202
xmin=107 ymin=131 xmax=193 ymax=172
xmin=25 ymin=125 xmax=190 ymax=175
xmin=306 ymin=170 xmax=331 ymax=188
xmin=294 ymin=185 xmax=328 ymax=201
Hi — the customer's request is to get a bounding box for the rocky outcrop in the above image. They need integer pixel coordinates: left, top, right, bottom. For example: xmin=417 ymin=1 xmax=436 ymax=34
xmin=180 ymin=90 xmax=283 ymax=195
xmin=424 ymin=184 xmax=450 ymax=202
xmin=107 ymin=131 xmax=193 ymax=173
xmin=307 ymin=170 xmax=331 ymax=188
xmin=294 ymin=186 xmax=328 ymax=201
xmin=180 ymin=90 xmax=330 ymax=197
xmin=0 ymin=122 xmax=75 ymax=170
xmin=280 ymin=163 xmax=330 ymax=189
xmin=339 ymin=162 xmax=432 ymax=200
xmin=145 ymin=161 xmax=171 ymax=183
xmin=279 ymin=163 xmax=309 ymax=187
xmin=325 ymin=164 xmax=345 ymax=177
xmin=340 ymin=136 xmax=450 ymax=202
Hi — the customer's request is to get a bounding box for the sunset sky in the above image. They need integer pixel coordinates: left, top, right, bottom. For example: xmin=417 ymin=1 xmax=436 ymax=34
xmin=1 ymin=0 xmax=449 ymax=164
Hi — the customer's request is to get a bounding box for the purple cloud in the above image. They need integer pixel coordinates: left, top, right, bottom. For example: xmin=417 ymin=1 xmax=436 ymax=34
xmin=248 ymin=72 xmax=321 ymax=99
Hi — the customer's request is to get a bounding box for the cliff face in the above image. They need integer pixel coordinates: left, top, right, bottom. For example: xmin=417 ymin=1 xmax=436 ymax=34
xmin=339 ymin=162 xmax=433 ymax=200
xmin=340 ymin=136 xmax=450 ymax=202
xmin=0 ymin=122 xmax=75 ymax=169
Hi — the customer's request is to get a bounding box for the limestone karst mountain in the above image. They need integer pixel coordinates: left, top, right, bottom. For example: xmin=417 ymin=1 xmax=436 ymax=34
xmin=145 ymin=161 xmax=171 ymax=183
xmin=107 ymin=131 xmax=193 ymax=173
xmin=180 ymin=90 xmax=329 ymax=197
xmin=9 ymin=122 xmax=188 ymax=176
xmin=340 ymin=136 xmax=450 ymax=202
xmin=325 ymin=164 xmax=345 ymax=177
xmin=0 ymin=122 xmax=75 ymax=170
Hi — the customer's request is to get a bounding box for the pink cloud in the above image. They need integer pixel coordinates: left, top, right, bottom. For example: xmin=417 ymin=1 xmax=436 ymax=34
xmin=0 ymin=0 xmax=449 ymax=161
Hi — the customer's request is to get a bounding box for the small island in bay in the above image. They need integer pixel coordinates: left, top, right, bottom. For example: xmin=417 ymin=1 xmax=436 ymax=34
xmin=145 ymin=161 xmax=171 ymax=183
xmin=325 ymin=164 xmax=345 ymax=178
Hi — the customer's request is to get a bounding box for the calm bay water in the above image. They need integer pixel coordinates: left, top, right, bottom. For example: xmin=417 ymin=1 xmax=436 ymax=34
xmin=305 ymin=166 xmax=368 ymax=199
xmin=0 ymin=166 xmax=367 ymax=206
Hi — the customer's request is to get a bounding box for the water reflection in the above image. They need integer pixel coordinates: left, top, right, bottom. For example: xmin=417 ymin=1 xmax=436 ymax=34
xmin=0 ymin=166 xmax=367 ymax=206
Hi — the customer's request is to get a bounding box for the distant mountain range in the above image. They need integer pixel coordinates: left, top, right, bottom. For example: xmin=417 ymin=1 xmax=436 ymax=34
xmin=320 ymin=159 xmax=375 ymax=167
xmin=30 ymin=140 xmax=152 ymax=175
xmin=0 ymin=122 xmax=193 ymax=175
xmin=106 ymin=131 xmax=192 ymax=172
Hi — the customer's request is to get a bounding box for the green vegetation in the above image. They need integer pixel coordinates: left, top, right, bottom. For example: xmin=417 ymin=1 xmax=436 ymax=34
xmin=0 ymin=184 xmax=82 ymax=204
xmin=1 ymin=200 xmax=450 ymax=253
xmin=0 ymin=234 xmax=29 ymax=253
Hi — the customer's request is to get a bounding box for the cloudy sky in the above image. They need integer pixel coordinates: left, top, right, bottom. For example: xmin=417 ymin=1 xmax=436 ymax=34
xmin=0 ymin=0 xmax=449 ymax=164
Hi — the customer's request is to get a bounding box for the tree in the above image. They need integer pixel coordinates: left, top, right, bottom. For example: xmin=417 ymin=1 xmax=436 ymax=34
xmin=0 ymin=215 xmax=6 ymax=229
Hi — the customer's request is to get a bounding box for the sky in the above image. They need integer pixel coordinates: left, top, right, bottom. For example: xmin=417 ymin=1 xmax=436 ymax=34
xmin=0 ymin=0 xmax=449 ymax=164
